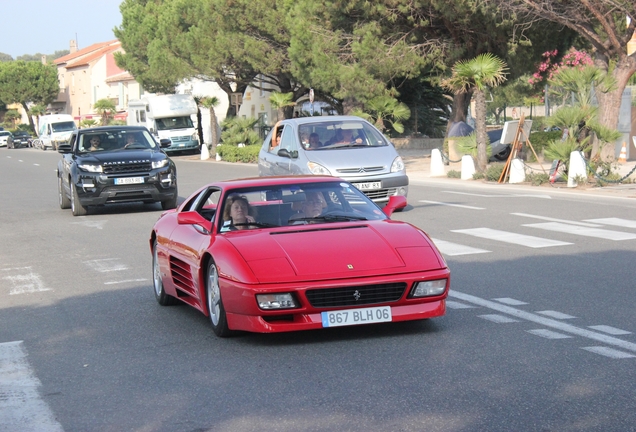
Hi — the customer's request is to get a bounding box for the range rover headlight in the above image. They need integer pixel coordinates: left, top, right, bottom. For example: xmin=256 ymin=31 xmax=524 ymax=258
xmin=78 ymin=163 xmax=103 ymax=173
xmin=391 ymin=156 xmax=405 ymax=173
xmin=152 ymin=159 xmax=169 ymax=169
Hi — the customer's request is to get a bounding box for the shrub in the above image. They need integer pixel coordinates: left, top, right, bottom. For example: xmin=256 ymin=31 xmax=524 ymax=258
xmin=528 ymin=130 xmax=561 ymax=159
xmin=526 ymin=172 xmax=549 ymax=185
xmin=483 ymin=163 xmax=505 ymax=181
xmin=216 ymin=144 xmax=260 ymax=163
xmin=447 ymin=170 xmax=461 ymax=178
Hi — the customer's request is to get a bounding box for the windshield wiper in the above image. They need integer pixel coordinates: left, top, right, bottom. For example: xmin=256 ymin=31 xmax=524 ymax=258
xmin=293 ymin=214 xmax=368 ymax=223
xmin=233 ymin=221 xmax=279 ymax=228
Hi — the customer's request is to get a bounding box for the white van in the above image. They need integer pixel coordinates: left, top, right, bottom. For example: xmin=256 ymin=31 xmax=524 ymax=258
xmin=127 ymin=94 xmax=199 ymax=154
xmin=37 ymin=114 xmax=77 ymax=150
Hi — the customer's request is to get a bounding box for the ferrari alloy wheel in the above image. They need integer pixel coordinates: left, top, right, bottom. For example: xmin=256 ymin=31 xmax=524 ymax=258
xmin=206 ymin=261 xmax=231 ymax=337
xmin=70 ymin=183 xmax=88 ymax=216
xmin=58 ymin=176 xmax=71 ymax=209
xmin=152 ymin=242 xmax=178 ymax=306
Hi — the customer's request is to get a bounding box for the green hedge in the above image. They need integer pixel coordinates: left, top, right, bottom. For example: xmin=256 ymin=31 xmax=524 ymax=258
xmin=216 ymin=144 xmax=261 ymax=163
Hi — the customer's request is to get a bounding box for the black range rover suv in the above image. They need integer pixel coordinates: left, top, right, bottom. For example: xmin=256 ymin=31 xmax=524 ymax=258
xmin=57 ymin=126 xmax=178 ymax=216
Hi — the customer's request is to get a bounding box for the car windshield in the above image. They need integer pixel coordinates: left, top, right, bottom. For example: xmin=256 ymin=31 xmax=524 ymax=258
xmin=51 ymin=122 xmax=77 ymax=133
xmin=78 ymin=129 xmax=158 ymax=153
xmin=298 ymin=120 xmax=388 ymax=151
xmin=0 ymin=132 xmax=11 ymax=137
xmin=217 ymin=181 xmax=387 ymax=232
xmin=155 ymin=116 xmax=194 ymax=131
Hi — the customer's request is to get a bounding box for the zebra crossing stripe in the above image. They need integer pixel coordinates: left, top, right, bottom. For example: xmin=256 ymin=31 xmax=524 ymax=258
xmin=451 ymin=228 xmax=572 ymax=248
xmin=524 ymin=222 xmax=636 ymax=241
xmin=430 ymin=238 xmax=490 ymax=256
xmin=0 ymin=341 xmax=63 ymax=431
xmin=584 ymin=218 xmax=636 ymax=229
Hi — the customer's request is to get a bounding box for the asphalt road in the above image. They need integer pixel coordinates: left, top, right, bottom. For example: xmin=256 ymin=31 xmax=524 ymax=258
xmin=1 ymin=147 xmax=636 ymax=432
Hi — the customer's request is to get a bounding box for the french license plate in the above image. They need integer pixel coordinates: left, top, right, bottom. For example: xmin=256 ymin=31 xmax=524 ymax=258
xmin=321 ymin=306 xmax=392 ymax=328
xmin=353 ymin=181 xmax=381 ymax=191
xmin=115 ymin=177 xmax=144 ymax=185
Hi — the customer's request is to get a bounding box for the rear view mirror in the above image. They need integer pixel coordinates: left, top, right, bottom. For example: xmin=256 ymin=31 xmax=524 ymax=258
xmin=159 ymin=139 xmax=172 ymax=148
xmin=57 ymin=144 xmax=72 ymax=153
xmin=382 ymin=195 xmax=407 ymax=217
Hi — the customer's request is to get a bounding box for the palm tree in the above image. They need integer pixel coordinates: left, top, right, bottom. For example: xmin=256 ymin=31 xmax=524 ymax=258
xmin=29 ymin=104 xmax=46 ymax=133
xmin=443 ymin=54 xmax=508 ymax=171
xmin=269 ymin=92 xmax=296 ymax=121
xmin=352 ymin=95 xmax=411 ymax=135
xmin=201 ymin=96 xmax=221 ymax=155
xmin=94 ymin=98 xmax=117 ymax=126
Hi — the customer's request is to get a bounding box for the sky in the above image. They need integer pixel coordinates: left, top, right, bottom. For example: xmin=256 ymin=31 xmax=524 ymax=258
xmin=1 ymin=0 xmax=124 ymax=59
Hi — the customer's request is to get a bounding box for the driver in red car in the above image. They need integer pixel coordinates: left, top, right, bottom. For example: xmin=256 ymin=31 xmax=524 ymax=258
xmin=222 ymin=195 xmax=256 ymax=230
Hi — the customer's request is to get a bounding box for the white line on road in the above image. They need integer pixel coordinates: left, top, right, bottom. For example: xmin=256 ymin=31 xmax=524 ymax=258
xmin=419 ymin=200 xmax=484 ymax=210
xmin=451 ymin=227 xmax=572 ymax=248
xmin=581 ymin=346 xmax=635 ymax=359
xmin=588 ymin=325 xmax=632 ymax=335
xmin=445 ymin=191 xmax=552 ymax=199
xmin=478 ymin=314 xmax=520 ymax=323
xmin=524 ymin=222 xmax=636 ymax=241
xmin=535 ymin=310 xmax=576 ymax=320
xmin=511 ymin=212 xmax=601 ymax=227
xmin=449 ymin=290 xmax=636 ymax=354
xmin=83 ymin=258 xmax=128 ymax=273
xmin=584 ymin=217 xmax=636 ymax=229
xmin=104 ymin=278 xmax=148 ymax=285
xmin=1 ymin=267 xmax=51 ymax=295
xmin=0 ymin=341 xmax=64 ymax=431
xmin=527 ymin=329 xmax=572 ymax=339
xmin=430 ymin=238 xmax=490 ymax=256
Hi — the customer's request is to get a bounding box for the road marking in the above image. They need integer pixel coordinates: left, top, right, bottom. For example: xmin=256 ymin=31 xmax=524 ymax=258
xmin=536 ymin=310 xmax=576 ymax=320
xmin=446 ymin=301 xmax=476 ymax=309
xmin=449 ymin=290 xmax=636 ymax=354
xmin=451 ymin=228 xmax=572 ymax=248
xmin=527 ymin=329 xmax=572 ymax=339
xmin=584 ymin=217 xmax=636 ymax=229
xmin=105 ymin=278 xmax=148 ymax=285
xmin=445 ymin=191 xmax=552 ymax=199
xmin=430 ymin=238 xmax=490 ymax=256
xmin=0 ymin=341 xmax=64 ymax=431
xmin=83 ymin=258 xmax=128 ymax=273
xmin=478 ymin=314 xmax=520 ymax=323
xmin=493 ymin=298 xmax=528 ymax=306
xmin=524 ymin=222 xmax=636 ymax=241
xmin=581 ymin=346 xmax=635 ymax=359
xmin=1 ymin=266 xmax=51 ymax=295
xmin=588 ymin=325 xmax=632 ymax=335
xmin=511 ymin=212 xmax=601 ymax=227
xmin=419 ymin=200 xmax=484 ymax=210
xmin=71 ymin=218 xmax=107 ymax=230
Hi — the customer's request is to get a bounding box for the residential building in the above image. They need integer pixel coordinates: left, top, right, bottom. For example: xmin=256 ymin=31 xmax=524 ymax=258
xmin=53 ymin=39 xmax=142 ymax=123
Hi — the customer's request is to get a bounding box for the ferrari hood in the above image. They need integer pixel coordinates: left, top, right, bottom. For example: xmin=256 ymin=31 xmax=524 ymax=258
xmin=225 ymin=222 xmax=444 ymax=283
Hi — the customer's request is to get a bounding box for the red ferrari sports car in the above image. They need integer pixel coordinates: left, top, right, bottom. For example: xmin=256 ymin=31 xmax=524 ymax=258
xmin=150 ymin=176 xmax=450 ymax=337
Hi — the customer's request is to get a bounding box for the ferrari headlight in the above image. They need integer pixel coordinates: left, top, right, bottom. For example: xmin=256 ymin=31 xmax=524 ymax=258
xmin=257 ymin=293 xmax=298 ymax=309
xmin=410 ymin=279 xmax=447 ymax=297
xmin=307 ymin=162 xmax=331 ymax=175
xmin=152 ymin=159 xmax=169 ymax=169
xmin=78 ymin=163 xmax=103 ymax=173
xmin=391 ymin=156 xmax=405 ymax=173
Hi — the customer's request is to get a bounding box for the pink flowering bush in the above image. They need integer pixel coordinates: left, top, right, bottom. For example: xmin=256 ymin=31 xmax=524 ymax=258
xmin=528 ymin=48 xmax=593 ymax=85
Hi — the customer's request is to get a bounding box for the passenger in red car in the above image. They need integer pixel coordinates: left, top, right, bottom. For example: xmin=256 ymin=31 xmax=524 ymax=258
xmin=223 ymin=195 xmax=256 ymax=230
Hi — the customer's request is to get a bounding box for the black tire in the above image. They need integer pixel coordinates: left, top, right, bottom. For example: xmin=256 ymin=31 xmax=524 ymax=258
xmin=58 ymin=176 xmax=71 ymax=209
xmin=493 ymin=145 xmax=512 ymax=161
xmin=161 ymin=193 xmax=178 ymax=210
xmin=152 ymin=241 xmax=179 ymax=306
xmin=70 ymin=183 xmax=88 ymax=216
xmin=206 ymin=261 xmax=231 ymax=337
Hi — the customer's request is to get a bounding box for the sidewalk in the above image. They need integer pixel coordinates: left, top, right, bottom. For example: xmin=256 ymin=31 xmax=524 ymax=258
xmin=397 ymin=148 xmax=636 ymax=198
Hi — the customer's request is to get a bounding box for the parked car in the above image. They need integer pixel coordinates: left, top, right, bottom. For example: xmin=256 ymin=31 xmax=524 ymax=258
xmin=10 ymin=131 xmax=33 ymax=148
xmin=258 ymin=116 xmax=408 ymax=208
xmin=0 ymin=131 xmax=13 ymax=148
xmin=150 ymin=176 xmax=449 ymax=337
xmin=57 ymin=126 xmax=178 ymax=216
